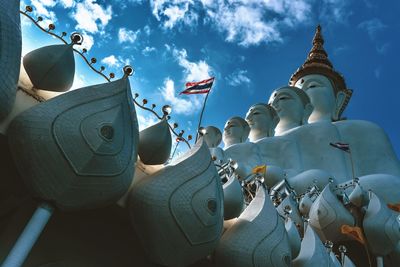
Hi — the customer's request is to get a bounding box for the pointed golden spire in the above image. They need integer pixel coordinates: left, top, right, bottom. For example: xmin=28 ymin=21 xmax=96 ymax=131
xmin=304 ymin=24 xmax=333 ymax=69
xmin=289 ymin=25 xmax=352 ymax=119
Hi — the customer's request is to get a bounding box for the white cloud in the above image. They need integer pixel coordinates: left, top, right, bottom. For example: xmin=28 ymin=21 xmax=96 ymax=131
xmin=80 ymin=32 xmax=94 ymax=51
xmin=207 ymin=5 xmax=282 ymax=46
xmin=227 ymin=70 xmax=251 ymax=87
xmin=143 ymin=25 xmax=151 ymax=36
xmin=72 ymin=0 xmax=112 ymax=34
xmin=319 ymin=0 xmax=351 ymax=23
xmin=101 ymin=55 xmax=120 ymax=67
xmin=159 ymin=78 xmax=202 ymax=114
xmin=59 ymin=0 xmax=75 ymax=8
xmin=142 ymin=46 xmax=157 ymax=56
xmin=148 ymin=0 xmax=353 ymax=47
xmin=118 ymin=28 xmax=140 ymax=43
xmin=358 ymin=18 xmax=387 ymax=39
xmin=137 ymin=112 xmax=159 ymax=131
xmin=172 ymin=47 xmax=212 ymax=82
xmin=151 ymin=0 xmax=197 ymax=29
xmin=29 ymin=0 xmax=57 ymax=26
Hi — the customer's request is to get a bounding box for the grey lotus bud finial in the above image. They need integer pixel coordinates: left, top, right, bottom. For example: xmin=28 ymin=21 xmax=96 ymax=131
xmin=123 ymin=65 xmax=134 ymax=77
xmin=162 ymin=105 xmax=172 ymax=116
xmin=70 ymin=32 xmax=83 ymax=45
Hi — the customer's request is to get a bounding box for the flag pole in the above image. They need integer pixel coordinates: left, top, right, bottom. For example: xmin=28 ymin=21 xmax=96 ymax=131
xmin=195 ymin=81 xmax=213 ymax=143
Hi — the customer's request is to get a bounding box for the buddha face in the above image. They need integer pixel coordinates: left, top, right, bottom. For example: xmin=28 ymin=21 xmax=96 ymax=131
xmin=294 ymin=74 xmax=344 ymax=122
xmin=269 ymin=88 xmax=305 ymax=125
xmin=203 ymin=126 xmax=222 ymax=148
xmin=245 ymin=104 xmax=276 ymax=141
xmin=223 ymin=117 xmax=248 ymax=147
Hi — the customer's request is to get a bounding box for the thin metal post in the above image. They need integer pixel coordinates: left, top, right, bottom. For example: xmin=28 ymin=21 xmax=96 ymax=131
xmin=376 ymin=256 xmax=383 ymax=267
xmin=170 ymin=140 xmax=180 ymax=161
xmin=195 ymin=89 xmax=212 ymax=143
xmin=2 ymin=203 xmax=54 ymax=267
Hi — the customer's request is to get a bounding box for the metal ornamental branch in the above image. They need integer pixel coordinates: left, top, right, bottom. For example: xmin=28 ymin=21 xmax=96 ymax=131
xmin=20 ymin=6 xmax=192 ymax=149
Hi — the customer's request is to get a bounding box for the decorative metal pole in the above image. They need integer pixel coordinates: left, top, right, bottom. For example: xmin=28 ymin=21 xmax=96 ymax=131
xmin=170 ymin=139 xmax=181 ymax=160
xmin=1 ymin=203 xmax=54 ymax=267
xmin=195 ymin=82 xmax=214 ymax=143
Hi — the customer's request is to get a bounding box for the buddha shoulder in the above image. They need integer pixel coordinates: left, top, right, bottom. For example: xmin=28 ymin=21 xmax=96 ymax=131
xmin=334 ymin=120 xmax=386 ymax=136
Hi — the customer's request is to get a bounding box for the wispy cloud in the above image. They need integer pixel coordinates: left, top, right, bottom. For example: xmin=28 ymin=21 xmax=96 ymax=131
xmin=29 ymin=0 xmax=58 ymax=27
xmin=159 ymin=78 xmax=202 ymax=115
xmin=151 ymin=1 xmax=198 ymax=30
xmin=358 ymin=18 xmax=387 ymax=39
xmin=142 ymin=46 xmax=156 ymax=56
xmin=226 ymin=69 xmax=251 ymax=87
xmin=101 ymin=55 xmax=119 ymax=67
xmin=59 ymin=0 xmax=75 ymax=8
xmin=172 ymin=47 xmax=213 ymax=82
xmin=374 ymin=66 xmax=382 ymax=79
xmin=100 ymin=55 xmax=131 ymax=69
xmin=137 ymin=112 xmax=159 ymax=131
xmin=358 ymin=18 xmax=389 ymax=54
xmin=319 ymin=0 xmax=352 ymax=24
xmin=118 ymin=27 xmax=140 ymax=43
xmin=149 ymin=0 xmax=353 ymax=47
xmin=80 ymin=32 xmax=95 ymax=51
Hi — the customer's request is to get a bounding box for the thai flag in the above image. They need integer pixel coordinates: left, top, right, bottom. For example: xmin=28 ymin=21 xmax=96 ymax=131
xmin=330 ymin=142 xmax=350 ymax=153
xmin=180 ymin=77 xmax=215 ymax=95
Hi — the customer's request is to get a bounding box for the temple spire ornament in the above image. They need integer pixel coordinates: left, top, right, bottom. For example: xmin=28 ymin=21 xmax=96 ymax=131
xmin=289 ymin=25 xmax=353 ymax=119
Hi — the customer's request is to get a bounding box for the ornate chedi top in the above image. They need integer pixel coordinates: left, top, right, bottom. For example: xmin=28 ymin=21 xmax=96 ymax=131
xmin=289 ymin=25 xmax=353 ymax=119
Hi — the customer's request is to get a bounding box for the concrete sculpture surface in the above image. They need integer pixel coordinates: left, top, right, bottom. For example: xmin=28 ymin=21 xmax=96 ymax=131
xmin=216 ymin=185 xmax=291 ymax=267
xmin=129 ymin=140 xmax=223 ymax=267
xmin=8 ymin=77 xmax=138 ymax=210
xmin=23 ymin=44 xmax=75 ymax=92
xmin=138 ymin=119 xmax=172 ymax=165
xmin=1 ymin=4 xmax=400 ymax=266
xmin=0 ymin=0 xmax=21 ymax=120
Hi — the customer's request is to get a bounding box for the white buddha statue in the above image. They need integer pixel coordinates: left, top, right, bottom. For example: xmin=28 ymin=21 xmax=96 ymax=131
xmin=268 ymin=86 xmax=313 ymax=136
xmin=202 ymin=126 xmax=222 ymax=148
xmin=284 ymin=25 xmax=400 ymax=201
xmin=245 ymin=103 xmax=279 ymax=142
xmin=222 ymin=116 xmax=250 ymax=149
xmin=222 ymin=117 xmax=262 ymax=179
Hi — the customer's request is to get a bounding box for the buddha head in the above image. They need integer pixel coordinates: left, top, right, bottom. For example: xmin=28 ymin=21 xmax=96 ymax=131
xmin=245 ymin=103 xmax=279 ymax=142
xmin=289 ymin=25 xmax=352 ymax=123
xmin=222 ymin=116 xmax=250 ymax=148
xmin=268 ymin=86 xmax=313 ymax=134
xmin=202 ymin=126 xmax=222 ymax=148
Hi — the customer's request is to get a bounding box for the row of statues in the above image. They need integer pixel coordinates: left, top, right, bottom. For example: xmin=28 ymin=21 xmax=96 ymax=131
xmin=193 ymin=25 xmax=400 ymax=267
xmin=202 ymin=26 xmax=400 ymax=206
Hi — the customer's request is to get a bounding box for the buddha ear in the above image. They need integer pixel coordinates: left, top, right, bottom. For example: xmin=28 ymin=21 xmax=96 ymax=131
xmin=302 ymin=103 xmax=314 ymax=124
xmin=333 ymin=91 xmax=346 ymax=121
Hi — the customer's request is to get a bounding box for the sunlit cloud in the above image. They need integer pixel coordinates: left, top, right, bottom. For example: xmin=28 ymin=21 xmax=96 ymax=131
xmin=172 ymin=47 xmax=213 ymax=82
xmin=226 ymin=69 xmax=251 ymax=87
xmin=159 ymin=78 xmax=202 ymax=114
xmin=118 ymin=27 xmax=140 ymax=43
xmin=72 ymin=0 xmax=112 ymax=34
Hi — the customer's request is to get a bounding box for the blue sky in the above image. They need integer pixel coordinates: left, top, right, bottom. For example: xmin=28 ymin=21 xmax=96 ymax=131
xmin=20 ymin=0 xmax=400 ymax=158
